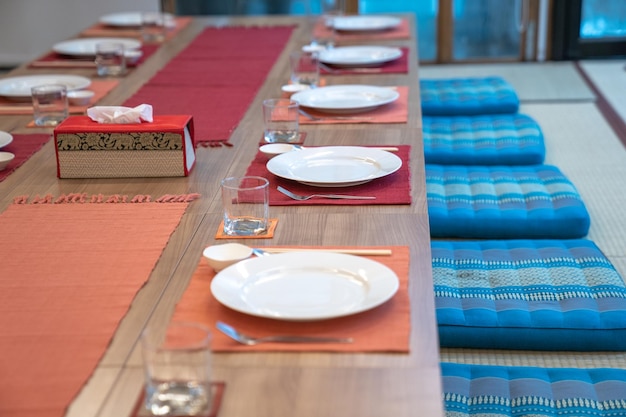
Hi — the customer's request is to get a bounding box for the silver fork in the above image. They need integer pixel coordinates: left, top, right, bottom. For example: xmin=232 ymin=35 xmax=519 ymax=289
xmin=277 ymin=186 xmax=376 ymax=200
xmin=298 ymin=108 xmax=372 ymax=121
xmin=216 ymin=321 xmax=353 ymax=345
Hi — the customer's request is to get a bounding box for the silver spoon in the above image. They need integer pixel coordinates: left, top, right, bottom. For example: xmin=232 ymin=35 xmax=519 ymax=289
xmin=216 ymin=321 xmax=353 ymax=345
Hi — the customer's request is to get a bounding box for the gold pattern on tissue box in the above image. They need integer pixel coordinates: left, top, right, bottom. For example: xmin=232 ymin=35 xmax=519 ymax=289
xmin=53 ymin=115 xmax=196 ymax=178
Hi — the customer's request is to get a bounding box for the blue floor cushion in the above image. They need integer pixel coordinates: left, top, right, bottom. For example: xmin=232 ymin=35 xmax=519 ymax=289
xmin=433 ymin=239 xmax=626 ymax=351
xmin=442 ymin=362 xmax=626 ymax=417
xmin=421 ymin=76 xmax=520 ymax=116
xmin=427 ymin=164 xmax=590 ymax=239
xmin=423 ymin=114 xmax=545 ymax=165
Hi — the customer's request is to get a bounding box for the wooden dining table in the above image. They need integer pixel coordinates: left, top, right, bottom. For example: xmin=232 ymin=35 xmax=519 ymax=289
xmin=0 ymin=14 xmax=443 ymax=417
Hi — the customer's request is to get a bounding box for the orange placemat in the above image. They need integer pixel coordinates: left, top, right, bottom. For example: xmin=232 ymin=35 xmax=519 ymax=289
xmin=0 ymin=193 xmax=199 ymax=417
xmin=299 ymin=86 xmax=408 ymax=125
xmin=171 ymin=246 xmax=410 ymax=352
xmin=80 ymin=16 xmax=192 ymax=41
xmin=313 ymin=18 xmax=411 ymax=43
xmin=0 ymin=79 xmax=119 ymax=116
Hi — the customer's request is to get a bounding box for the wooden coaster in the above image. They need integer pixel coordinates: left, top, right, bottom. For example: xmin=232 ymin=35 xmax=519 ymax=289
xmin=258 ymin=131 xmax=306 ymax=145
xmin=131 ymin=381 xmax=225 ymax=417
xmin=215 ymin=218 xmax=278 ymax=239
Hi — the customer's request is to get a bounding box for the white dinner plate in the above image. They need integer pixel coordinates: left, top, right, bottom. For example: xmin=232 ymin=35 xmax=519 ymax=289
xmin=99 ymin=11 xmax=175 ymax=27
xmin=211 ymin=252 xmax=399 ymax=321
xmin=319 ymin=46 xmax=402 ymax=67
xmin=0 ymin=75 xmax=92 ymax=100
xmin=332 ymin=15 xmax=402 ymax=32
xmin=291 ymin=85 xmax=399 ymax=114
xmin=53 ymin=37 xmax=142 ymax=57
xmin=0 ymin=131 xmax=13 ymax=149
xmin=266 ymin=146 xmax=402 ymax=187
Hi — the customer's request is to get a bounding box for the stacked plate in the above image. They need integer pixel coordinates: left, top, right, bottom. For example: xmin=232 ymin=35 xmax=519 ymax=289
xmin=318 ymin=46 xmax=403 ymax=68
xmin=266 ymin=146 xmax=402 ymax=188
xmin=332 ymin=15 xmax=402 ymax=32
xmin=211 ymin=252 xmax=399 ymax=321
xmin=53 ymin=37 xmax=141 ymax=57
xmin=291 ymin=85 xmax=399 ymax=114
xmin=0 ymin=75 xmax=91 ymax=100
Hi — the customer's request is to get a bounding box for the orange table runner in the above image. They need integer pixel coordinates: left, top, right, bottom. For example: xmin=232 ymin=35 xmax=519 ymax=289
xmin=172 ymin=246 xmax=411 ymax=352
xmin=0 ymin=194 xmax=198 ymax=417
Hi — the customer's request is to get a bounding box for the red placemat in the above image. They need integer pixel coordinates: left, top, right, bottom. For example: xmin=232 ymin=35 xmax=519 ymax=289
xmin=123 ymin=26 xmax=295 ymax=146
xmin=0 ymin=194 xmax=198 ymax=417
xmin=172 ymin=246 xmax=410 ymax=352
xmin=245 ymin=145 xmax=412 ymax=205
xmin=320 ymin=47 xmax=409 ymax=75
xmin=0 ymin=134 xmax=51 ymax=182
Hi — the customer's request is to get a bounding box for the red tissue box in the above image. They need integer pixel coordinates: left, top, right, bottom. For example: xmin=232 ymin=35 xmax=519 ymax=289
xmin=53 ymin=115 xmax=195 ymax=178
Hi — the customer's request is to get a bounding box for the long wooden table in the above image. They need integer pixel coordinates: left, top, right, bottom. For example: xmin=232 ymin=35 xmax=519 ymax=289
xmin=0 ymin=15 xmax=444 ymax=417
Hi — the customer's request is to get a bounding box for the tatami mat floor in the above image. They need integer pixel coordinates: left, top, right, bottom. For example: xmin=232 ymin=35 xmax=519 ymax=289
xmin=421 ymin=60 xmax=626 ymax=369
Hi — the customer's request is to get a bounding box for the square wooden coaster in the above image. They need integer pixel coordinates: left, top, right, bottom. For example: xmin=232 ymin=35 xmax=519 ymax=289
xmin=131 ymin=382 xmax=225 ymax=417
xmin=215 ymin=218 xmax=278 ymax=239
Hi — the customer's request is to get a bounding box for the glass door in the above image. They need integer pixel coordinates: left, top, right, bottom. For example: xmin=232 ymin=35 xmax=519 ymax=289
xmin=552 ymin=0 xmax=626 ymax=59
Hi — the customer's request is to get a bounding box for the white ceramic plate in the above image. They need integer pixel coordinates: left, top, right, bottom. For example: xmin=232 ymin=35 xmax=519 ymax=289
xmin=0 ymin=131 xmax=13 ymax=149
xmin=99 ymin=11 xmax=175 ymax=27
xmin=53 ymin=37 xmax=142 ymax=57
xmin=319 ymin=46 xmax=402 ymax=67
xmin=0 ymin=75 xmax=92 ymax=99
xmin=211 ymin=252 xmax=399 ymax=321
xmin=266 ymin=146 xmax=402 ymax=187
xmin=332 ymin=15 xmax=402 ymax=32
xmin=291 ymin=85 xmax=399 ymax=114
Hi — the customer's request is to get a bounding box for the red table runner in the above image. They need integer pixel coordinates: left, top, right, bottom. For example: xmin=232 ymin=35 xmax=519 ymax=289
xmin=0 ymin=194 xmax=198 ymax=417
xmin=0 ymin=134 xmax=51 ymax=182
xmin=123 ymin=26 xmax=295 ymax=146
xmin=245 ymin=145 xmax=412 ymax=205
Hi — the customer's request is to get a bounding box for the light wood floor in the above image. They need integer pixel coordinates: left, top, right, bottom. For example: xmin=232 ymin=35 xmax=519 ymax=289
xmin=421 ymin=60 xmax=626 ymax=369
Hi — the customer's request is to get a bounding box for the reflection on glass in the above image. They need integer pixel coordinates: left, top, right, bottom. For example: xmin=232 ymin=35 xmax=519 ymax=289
xmin=452 ymin=0 xmax=520 ymax=60
xmin=580 ymin=0 xmax=626 ymax=39
xmin=360 ymin=0 xmax=438 ymax=61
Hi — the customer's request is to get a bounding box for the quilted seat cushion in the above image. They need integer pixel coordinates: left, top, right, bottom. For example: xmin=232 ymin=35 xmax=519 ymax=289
xmin=423 ymin=114 xmax=545 ymax=165
xmin=427 ymin=164 xmax=591 ymax=239
xmin=433 ymin=239 xmax=626 ymax=351
xmin=420 ymin=76 xmax=520 ymax=116
xmin=442 ymin=362 xmax=626 ymax=417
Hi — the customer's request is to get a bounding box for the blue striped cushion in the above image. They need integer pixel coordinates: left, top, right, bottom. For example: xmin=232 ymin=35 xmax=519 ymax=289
xmin=423 ymin=114 xmax=545 ymax=165
xmin=433 ymin=239 xmax=626 ymax=351
xmin=421 ymin=77 xmax=520 ymax=116
xmin=427 ymin=164 xmax=590 ymax=239
xmin=442 ymin=362 xmax=626 ymax=417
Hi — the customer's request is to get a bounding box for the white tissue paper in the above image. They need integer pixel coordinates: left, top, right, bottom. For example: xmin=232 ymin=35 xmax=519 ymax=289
xmin=87 ymin=104 xmax=154 ymax=124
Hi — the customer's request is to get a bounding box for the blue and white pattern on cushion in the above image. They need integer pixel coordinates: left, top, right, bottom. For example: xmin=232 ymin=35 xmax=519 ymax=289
xmin=423 ymin=114 xmax=545 ymax=165
xmin=433 ymin=239 xmax=626 ymax=351
xmin=427 ymin=164 xmax=591 ymax=239
xmin=442 ymin=362 xmax=626 ymax=417
xmin=420 ymin=77 xmax=520 ymax=116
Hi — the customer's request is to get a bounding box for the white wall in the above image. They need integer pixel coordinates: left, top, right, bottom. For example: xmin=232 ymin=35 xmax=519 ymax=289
xmin=0 ymin=0 xmax=159 ymax=67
